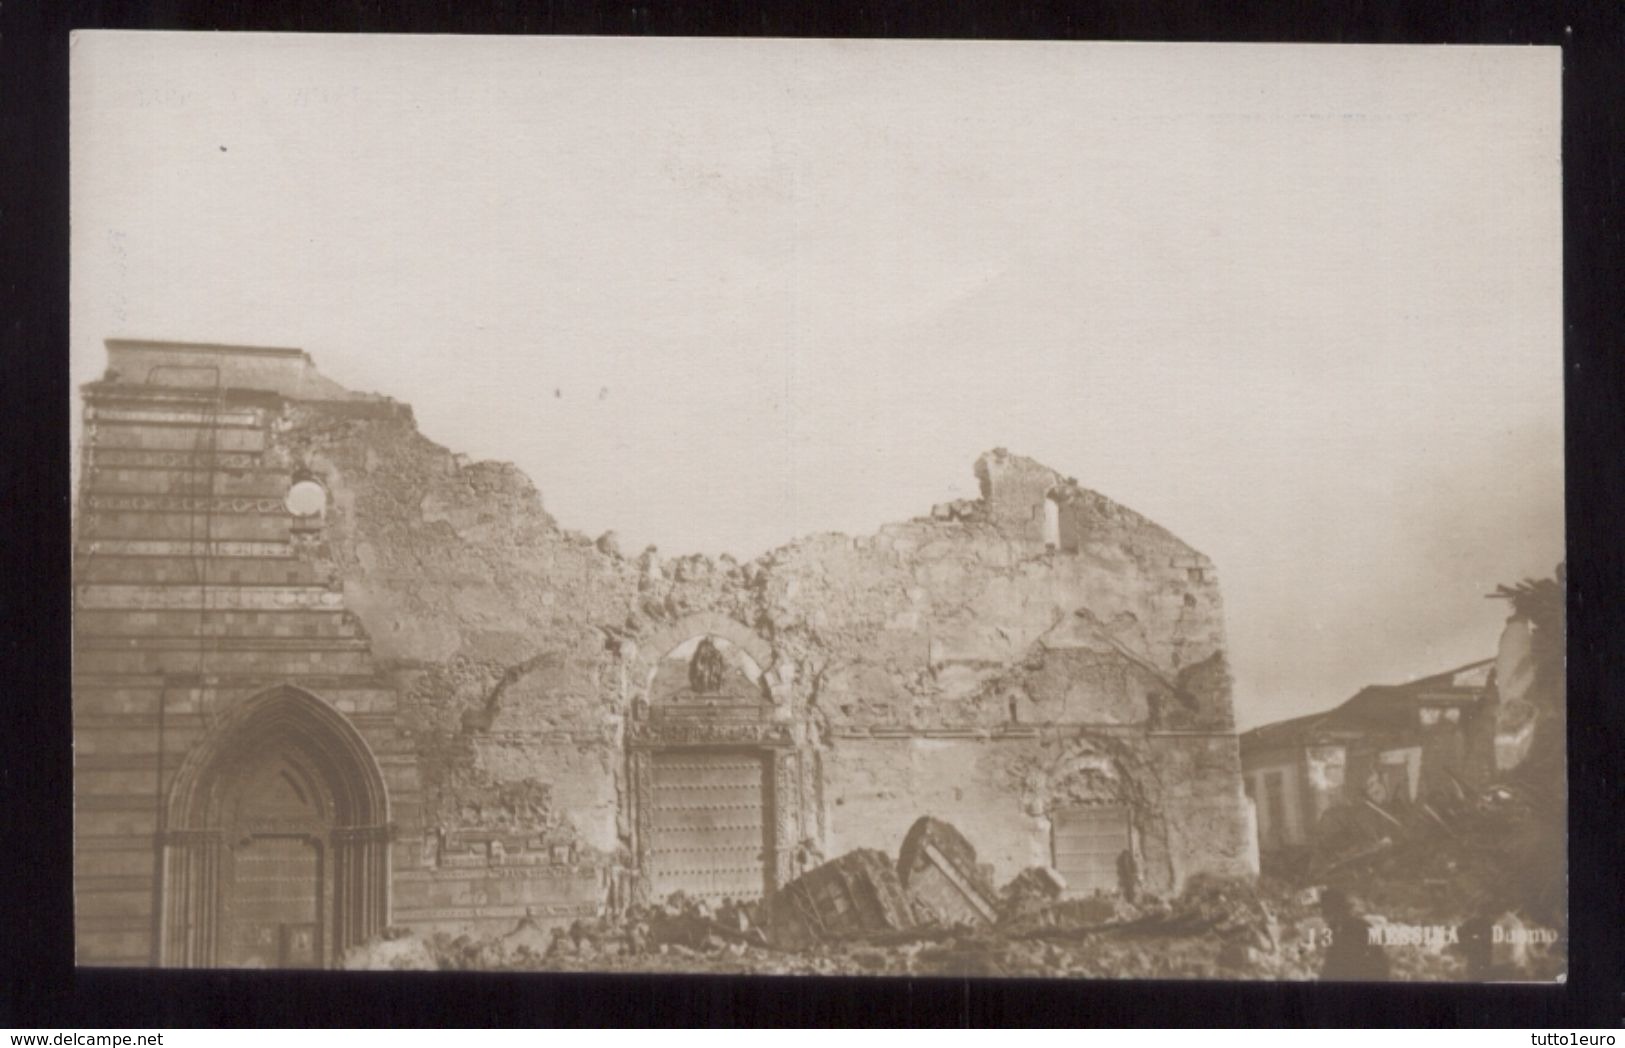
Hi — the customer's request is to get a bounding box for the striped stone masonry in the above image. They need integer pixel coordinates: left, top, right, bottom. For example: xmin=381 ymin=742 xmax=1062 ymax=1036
xmin=72 ymin=368 xmax=422 ymax=969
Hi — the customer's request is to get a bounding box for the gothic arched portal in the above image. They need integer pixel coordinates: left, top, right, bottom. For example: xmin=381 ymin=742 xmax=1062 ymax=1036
xmin=158 ymin=686 xmax=390 ymax=968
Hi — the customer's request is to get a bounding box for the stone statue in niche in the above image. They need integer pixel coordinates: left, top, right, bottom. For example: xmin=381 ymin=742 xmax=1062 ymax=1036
xmin=688 ymin=637 xmax=726 ymax=695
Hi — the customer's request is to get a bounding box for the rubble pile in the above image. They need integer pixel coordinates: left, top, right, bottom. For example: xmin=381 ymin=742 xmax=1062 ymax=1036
xmin=1245 ymin=567 xmax=1569 ymax=982
xmin=764 ymin=849 xmax=921 ymax=950
xmin=345 ymin=799 xmax=1562 ymax=979
xmin=343 ymin=816 xmax=1319 ymax=978
xmin=1304 ymin=779 xmax=1564 ymax=980
xmin=1249 ymin=720 xmax=1567 ymax=982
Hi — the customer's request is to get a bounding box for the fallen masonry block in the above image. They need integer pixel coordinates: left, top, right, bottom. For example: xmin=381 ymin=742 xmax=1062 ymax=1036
xmin=763 ymin=849 xmax=920 ymax=950
xmin=500 ymin=911 xmax=554 ymax=958
xmin=897 ymin=816 xmax=1001 ymax=927
xmin=998 ymin=865 xmax=1069 ymax=921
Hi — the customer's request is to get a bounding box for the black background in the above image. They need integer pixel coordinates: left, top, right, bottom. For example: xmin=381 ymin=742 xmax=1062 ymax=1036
xmin=3 ymin=0 xmax=1622 ymax=1029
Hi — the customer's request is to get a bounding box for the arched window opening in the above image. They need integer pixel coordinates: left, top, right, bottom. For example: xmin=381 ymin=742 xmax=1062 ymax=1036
xmin=1043 ymin=496 xmax=1061 ymax=550
xmin=644 ymin=633 xmax=769 ymax=706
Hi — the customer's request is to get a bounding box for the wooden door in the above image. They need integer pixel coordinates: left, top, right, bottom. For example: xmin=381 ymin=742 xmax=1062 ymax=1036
xmin=220 ymin=757 xmax=328 ymax=968
xmin=223 ymin=834 xmax=323 ymax=968
xmin=647 ymin=750 xmax=771 ymax=904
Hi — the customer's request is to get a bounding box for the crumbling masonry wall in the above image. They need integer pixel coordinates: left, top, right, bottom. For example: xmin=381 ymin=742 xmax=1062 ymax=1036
xmin=73 ymin=342 xmax=1257 ymax=966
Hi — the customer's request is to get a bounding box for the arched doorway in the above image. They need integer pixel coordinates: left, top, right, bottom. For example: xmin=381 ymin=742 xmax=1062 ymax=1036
xmin=159 ymin=686 xmax=390 ymax=968
xmin=625 ymin=622 xmax=803 ymax=907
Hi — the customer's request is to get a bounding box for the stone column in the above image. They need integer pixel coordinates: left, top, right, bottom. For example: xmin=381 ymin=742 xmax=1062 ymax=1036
xmin=627 ymin=750 xmax=654 ymax=907
xmin=331 ymin=824 xmax=391 ymax=959
xmin=771 ymin=750 xmax=800 ymax=892
xmin=159 ymin=829 xmax=223 ymax=968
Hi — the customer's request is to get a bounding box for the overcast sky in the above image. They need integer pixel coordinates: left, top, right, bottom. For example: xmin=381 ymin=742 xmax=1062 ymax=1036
xmin=71 ymin=34 xmax=1564 ymax=729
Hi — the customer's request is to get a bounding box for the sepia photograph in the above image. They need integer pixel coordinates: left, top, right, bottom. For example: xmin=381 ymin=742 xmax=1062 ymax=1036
xmin=68 ymin=33 xmax=1564 ymax=982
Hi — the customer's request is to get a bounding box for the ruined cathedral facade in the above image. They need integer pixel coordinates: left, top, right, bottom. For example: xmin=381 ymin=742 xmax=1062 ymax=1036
xmin=73 ymin=340 xmax=1257 ymax=968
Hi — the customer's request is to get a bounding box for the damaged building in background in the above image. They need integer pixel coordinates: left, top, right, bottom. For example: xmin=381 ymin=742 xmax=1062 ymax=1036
xmin=1240 ymin=661 xmax=1498 ymax=854
xmin=1242 ymin=615 xmax=1551 ymax=860
xmin=72 ymin=339 xmax=1257 ymax=969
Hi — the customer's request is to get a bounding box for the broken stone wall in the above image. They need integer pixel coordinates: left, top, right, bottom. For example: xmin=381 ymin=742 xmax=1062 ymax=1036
xmin=75 ymin=343 xmax=1259 ymax=964
xmin=280 ymin=398 xmax=635 ymax=934
xmin=820 ymin=736 xmax=1051 ymax=884
xmin=283 ymin=392 xmax=1256 ymax=905
xmin=1149 ymin=733 xmax=1260 ymax=885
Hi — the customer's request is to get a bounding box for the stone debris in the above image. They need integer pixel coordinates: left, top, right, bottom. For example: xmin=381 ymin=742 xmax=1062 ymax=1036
xmin=344 ymin=814 xmax=1563 ymax=982
xmin=499 ymin=910 xmax=555 ymax=959
xmin=342 ymin=872 xmax=1321 ymax=979
xmin=997 ymin=866 xmax=1068 ymax=923
xmin=338 ymin=926 xmax=437 ymax=971
xmin=1269 ymin=735 xmax=1566 ymax=982
xmin=764 ymin=849 xmax=922 ymax=950
xmin=928 ymin=499 xmax=985 ymax=523
xmin=896 ymin=816 xmax=1000 ymax=928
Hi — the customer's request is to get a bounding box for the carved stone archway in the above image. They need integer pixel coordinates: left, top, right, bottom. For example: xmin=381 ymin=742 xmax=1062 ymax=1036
xmin=629 ymin=611 xmax=780 ymax=699
xmin=158 ymin=685 xmax=390 ymax=968
xmin=624 ymin=616 xmax=803 ymax=905
xmin=1041 ymin=738 xmax=1161 ymax=897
